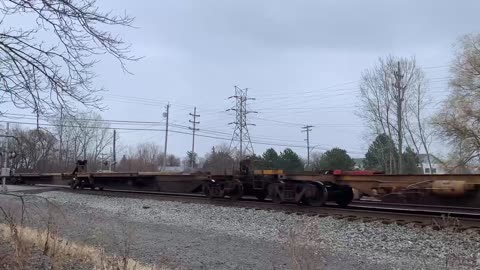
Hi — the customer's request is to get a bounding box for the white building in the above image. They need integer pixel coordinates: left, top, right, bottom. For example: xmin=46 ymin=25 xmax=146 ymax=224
xmin=158 ymin=166 xmax=185 ymax=173
xmin=353 ymin=158 xmax=365 ymax=170
xmin=418 ymin=154 xmax=446 ymax=174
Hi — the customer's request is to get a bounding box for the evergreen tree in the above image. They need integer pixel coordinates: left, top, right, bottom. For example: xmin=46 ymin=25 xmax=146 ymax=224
xmin=364 ymin=134 xmax=398 ymax=173
xmin=278 ymin=148 xmax=304 ymax=172
xmin=317 ymin=148 xmax=355 ymax=170
xmin=262 ymin=148 xmax=280 ymax=169
xmin=186 ymin=151 xmax=198 ymax=168
xmin=402 ymin=147 xmax=420 ymax=174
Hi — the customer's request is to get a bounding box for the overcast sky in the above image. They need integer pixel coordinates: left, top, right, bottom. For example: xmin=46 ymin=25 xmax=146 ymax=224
xmin=8 ymin=0 xmax=480 ymax=159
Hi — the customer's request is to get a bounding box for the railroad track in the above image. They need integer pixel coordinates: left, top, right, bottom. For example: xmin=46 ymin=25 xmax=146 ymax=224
xmin=351 ymin=199 xmax=480 ymax=212
xmin=16 ymin=184 xmax=480 ymax=232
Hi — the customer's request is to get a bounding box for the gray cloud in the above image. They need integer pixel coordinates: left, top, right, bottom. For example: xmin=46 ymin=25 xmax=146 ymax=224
xmin=125 ymin=0 xmax=480 ymax=52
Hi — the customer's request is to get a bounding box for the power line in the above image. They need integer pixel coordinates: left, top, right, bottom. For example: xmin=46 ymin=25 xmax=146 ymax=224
xmin=0 ymin=119 xmax=356 ymax=151
xmin=1 ymin=113 xmax=323 ymax=144
xmin=100 ymin=70 xmax=454 ymax=117
xmin=253 ymin=116 xmax=306 ymax=127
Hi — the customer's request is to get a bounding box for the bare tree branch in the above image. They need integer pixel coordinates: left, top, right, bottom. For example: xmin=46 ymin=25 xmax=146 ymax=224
xmin=434 ymin=34 xmax=480 ymax=171
xmin=0 ymin=0 xmax=138 ymax=116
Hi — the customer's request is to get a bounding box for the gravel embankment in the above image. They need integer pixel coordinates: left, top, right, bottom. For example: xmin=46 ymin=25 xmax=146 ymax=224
xmin=1 ymin=191 xmax=479 ymax=269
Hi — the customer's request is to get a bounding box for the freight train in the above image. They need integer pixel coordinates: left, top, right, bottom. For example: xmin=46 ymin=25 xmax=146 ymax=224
xmin=9 ymin=160 xmax=480 ymax=207
xmin=69 ymin=159 xmax=355 ymax=207
xmin=332 ymin=169 xmax=480 ymax=207
xmin=9 ymin=159 xmax=354 ymax=207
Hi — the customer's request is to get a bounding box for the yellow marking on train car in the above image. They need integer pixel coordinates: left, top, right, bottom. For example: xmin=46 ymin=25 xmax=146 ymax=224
xmin=254 ymin=169 xmax=284 ymax=175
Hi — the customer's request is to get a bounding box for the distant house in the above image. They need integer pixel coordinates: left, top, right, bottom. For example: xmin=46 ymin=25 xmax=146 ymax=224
xmin=418 ymin=154 xmax=446 ymax=174
xmin=353 ymin=158 xmax=365 ymax=170
xmin=160 ymin=166 xmax=185 ymax=173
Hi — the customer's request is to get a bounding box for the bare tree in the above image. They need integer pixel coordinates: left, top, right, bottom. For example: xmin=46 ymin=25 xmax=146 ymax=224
xmin=434 ymin=34 xmax=480 ymax=168
xmin=10 ymin=127 xmax=57 ymax=172
xmin=203 ymin=144 xmax=236 ymax=175
xmin=359 ymin=55 xmax=427 ymax=173
xmin=0 ymin=0 xmax=137 ymax=116
xmin=50 ymin=111 xmax=112 ymax=171
xmin=117 ymin=142 xmax=164 ymax=171
xmin=309 ymin=151 xmax=323 ymax=171
xmin=404 ymin=83 xmax=434 ymax=173
xmin=166 ymin=154 xmax=180 ymax=167
xmin=7 ymin=112 xmax=113 ymax=172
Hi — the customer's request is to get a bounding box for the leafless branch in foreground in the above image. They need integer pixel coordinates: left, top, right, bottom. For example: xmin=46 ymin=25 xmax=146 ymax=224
xmin=0 ymin=0 xmax=138 ymax=116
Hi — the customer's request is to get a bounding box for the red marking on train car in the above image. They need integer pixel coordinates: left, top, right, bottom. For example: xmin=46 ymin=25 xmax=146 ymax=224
xmin=333 ymin=170 xmax=385 ymax=175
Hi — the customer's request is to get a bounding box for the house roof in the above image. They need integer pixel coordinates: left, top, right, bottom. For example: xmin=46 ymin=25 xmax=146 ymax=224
xmin=353 ymin=158 xmax=365 ymax=164
xmin=418 ymin=154 xmax=442 ymax=164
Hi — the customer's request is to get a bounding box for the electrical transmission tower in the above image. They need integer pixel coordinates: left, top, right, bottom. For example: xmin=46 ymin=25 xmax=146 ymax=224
xmin=227 ymin=86 xmax=257 ymax=161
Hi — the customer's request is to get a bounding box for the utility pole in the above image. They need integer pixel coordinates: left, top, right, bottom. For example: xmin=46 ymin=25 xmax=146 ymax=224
xmin=83 ymin=138 xmax=87 ymax=160
xmin=302 ymin=125 xmax=313 ymax=169
xmin=109 ymin=147 xmax=113 ymax=172
xmin=393 ymin=61 xmax=405 ymax=174
xmin=189 ymin=107 xmax=200 ymax=168
xmin=59 ymin=106 xmax=63 ymax=164
xmin=228 ymin=86 xmax=256 ymax=161
xmin=2 ymin=123 xmax=9 ymax=192
xmin=162 ymin=103 xmax=170 ymax=170
xmin=112 ymin=129 xmax=116 ymax=171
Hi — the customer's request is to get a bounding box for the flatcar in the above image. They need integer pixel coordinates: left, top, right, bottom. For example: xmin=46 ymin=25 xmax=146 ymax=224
xmin=68 ymin=159 xmax=355 ymax=207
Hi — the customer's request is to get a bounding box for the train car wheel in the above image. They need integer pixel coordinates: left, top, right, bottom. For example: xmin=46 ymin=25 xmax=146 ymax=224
xmin=255 ymin=191 xmax=267 ymax=201
xmin=303 ymin=184 xmax=327 ymax=207
xmin=203 ymin=183 xmax=215 ymax=199
xmin=229 ymin=182 xmax=244 ymax=200
xmin=268 ymin=184 xmax=283 ymax=204
xmin=336 ymin=186 xmax=354 ymax=207
xmin=70 ymin=178 xmax=79 ymax=190
xmin=271 ymin=192 xmax=282 ymax=204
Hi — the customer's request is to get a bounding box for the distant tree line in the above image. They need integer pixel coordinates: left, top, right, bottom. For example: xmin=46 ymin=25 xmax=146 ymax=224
xmin=116 ymin=142 xmax=180 ymax=172
xmin=4 ymin=112 xmax=115 ymax=173
xmin=201 ymin=146 xmax=358 ymax=174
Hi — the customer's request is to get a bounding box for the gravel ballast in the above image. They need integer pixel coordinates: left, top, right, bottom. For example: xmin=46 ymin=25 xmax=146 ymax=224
xmin=1 ymin=191 xmax=479 ymax=269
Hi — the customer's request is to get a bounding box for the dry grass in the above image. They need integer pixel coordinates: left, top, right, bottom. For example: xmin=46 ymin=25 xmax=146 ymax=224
xmin=0 ymin=194 xmax=171 ymax=270
xmin=431 ymin=214 xmax=461 ymax=232
xmin=285 ymin=222 xmax=327 ymax=270
xmin=0 ymin=223 xmax=170 ymax=269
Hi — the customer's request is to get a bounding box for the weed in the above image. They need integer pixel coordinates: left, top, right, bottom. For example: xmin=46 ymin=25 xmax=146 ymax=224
xmin=0 ymin=193 xmax=172 ymax=270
